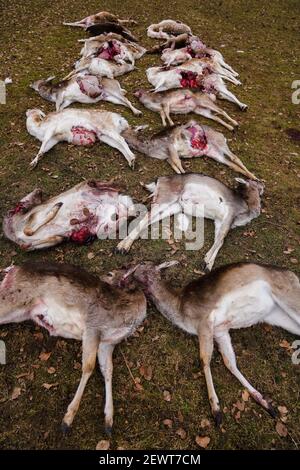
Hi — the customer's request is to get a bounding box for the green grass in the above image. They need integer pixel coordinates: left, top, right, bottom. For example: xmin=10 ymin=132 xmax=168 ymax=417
xmin=0 ymin=0 xmax=299 ymax=450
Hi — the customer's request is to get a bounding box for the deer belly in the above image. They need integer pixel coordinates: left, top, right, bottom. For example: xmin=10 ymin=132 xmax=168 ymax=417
xmin=214 ymin=281 xmax=274 ymax=332
xmin=71 ymin=126 xmax=97 ymax=146
xmin=30 ymin=297 xmax=84 ymax=340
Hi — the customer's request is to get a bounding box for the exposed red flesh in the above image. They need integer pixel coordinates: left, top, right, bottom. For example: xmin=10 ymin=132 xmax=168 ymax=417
xmin=71 ymin=126 xmax=97 ymax=146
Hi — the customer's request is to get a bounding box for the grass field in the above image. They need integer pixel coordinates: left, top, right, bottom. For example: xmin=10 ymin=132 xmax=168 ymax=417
xmin=0 ymin=0 xmax=299 ymax=450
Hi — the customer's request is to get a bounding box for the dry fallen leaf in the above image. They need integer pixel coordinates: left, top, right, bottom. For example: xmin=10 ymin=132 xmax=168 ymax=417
xmin=236 ymin=400 xmax=245 ymax=411
xmin=195 ymin=435 xmax=210 ymax=448
xmin=139 ymin=365 xmax=153 ymax=381
xmin=96 ymin=440 xmax=110 ymax=450
xmin=176 ymin=428 xmax=187 ymax=440
xmin=42 ymin=382 xmax=58 ymax=390
xmin=163 ymin=419 xmax=173 ymax=429
xmin=47 ymin=367 xmax=56 ymax=374
xmin=163 ymin=390 xmax=172 ymax=402
xmin=242 ymin=390 xmax=250 ymax=402
xmin=278 ymin=405 xmax=288 ymax=415
xmin=39 ymin=351 xmax=52 ymax=362
xmin=276 ymin=421 xmax=288 ymax=437
xmin=11 ymin=387 xmax=21 ymax=400
xmin=200 ymin=418 xmax=211 ymax=429
xmin=177 ymin=410 xmax=184 ymax=423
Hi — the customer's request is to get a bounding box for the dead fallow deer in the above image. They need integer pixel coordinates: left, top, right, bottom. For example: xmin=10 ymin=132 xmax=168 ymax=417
xmin=67 ymin=56 xmax=135 ymax=80
xmin=128 ymin=260 xmax=300 ymax=424
xmin=63 ymin=11 xmax=137 ymax=29
xmin=159 ymin=35 xmax=239 ymax=77
xmin=78 ymin=37 xmax=146 ymax=65
xmin=122 ymin=120 xmax=256 ymax=179
xmin=3 ymin=180 xmax=135 ymax=251
xmin=147 ymin=67 xmax=247 ymax=110
xmin=117 ymin=174 xmax=264 ymax=271
xmin=177 ymin=59 xmax=241 ymax=85
xmin=26 ymin=108 xmax=135 ymax=168
xmin=86 ymin=23 xmax=138 ymax=43
xmin=30 ymin=74 xmax=142 ymax=115
xmin=133 ymin=89 xmax=238 ymax=130
xmin=147 ymin=20 xmax=192 ymax=40
xmin=0 ymin=261 xmax=146 ymax=434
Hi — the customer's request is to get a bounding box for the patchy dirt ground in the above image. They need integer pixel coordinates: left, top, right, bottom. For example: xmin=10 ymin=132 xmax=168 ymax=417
xmin=0 ymin=0 xmax=299 ymax=450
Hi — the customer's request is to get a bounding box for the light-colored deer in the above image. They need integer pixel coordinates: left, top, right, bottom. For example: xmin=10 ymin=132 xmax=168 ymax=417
xmin=133 ymin=89 xmax=238 ymax=130
xmin=122 ymin=121 xmax=256 ymax=179
xmin=0 ymin=261 xmax=146 ymax=435
xmin=26 ymin=108 xmax=135 ymax=168
xmin=147 ymin=19 xmax=192 ymax=39
xmin=129 ymin=260 xmax=300 ymax=424
xmin=117 ymin=174 xmax=264 ymax=271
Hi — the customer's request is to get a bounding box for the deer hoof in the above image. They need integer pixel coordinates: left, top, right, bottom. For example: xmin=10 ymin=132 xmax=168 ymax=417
xmin=266 ymin=403 xmax=277 ymax=419
xmin=105 ymin=425 xmax=113 ymax=437
xmin=213 ymin=410 xmax=223 ymax=427
xmin=61 ymin=421 xmax=71 ymax=435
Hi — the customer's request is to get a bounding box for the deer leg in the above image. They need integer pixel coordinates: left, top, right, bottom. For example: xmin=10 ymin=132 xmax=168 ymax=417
xmin=159 ymin=109 xmax=167 ymax=127
xmin=117 ymin=201 xmax=181 ymax=253
xmin=62 ymin=330 xmax=100 ymax=432
xmin=162 ymin=102 xmax=174 ymax=126
xmin=201 ymin=101 xmax=239 ymax=127
xmin=168 ymin=144 xmax=185 ymax=174
xmin=99 ymin=132 xmax=136 ymax=168
xmin=30 ymin=131 xmax=58 ymax=168
xmin=104 ymin=92 xmax=142 ymax=115
xmin=195 ymin=108 xmax=234 ymax=131
xmin=215 ymin=332 xmax=277 ymax=418
xmin=203 ymin=217 xmax=232 ymax=271
xmin=217 ymin=85 xmax=247 ymax=111
xmin=222 ymin=147 xmax=257 ymax=180
xmin=23 ymin=202 xmax=63 ymax=236
xmin=198 ymin=326 xmax=222 ymax=425
xmin=98 ymin=342 xmax=115 ymax=436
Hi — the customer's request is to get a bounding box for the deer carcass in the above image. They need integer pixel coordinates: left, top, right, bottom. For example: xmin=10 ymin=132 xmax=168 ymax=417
xmin=63 ymin=10 xmax=137 ymax=29
xmin=130 ymin=260 xmax=300 ymax=424
xmin=26 ymin=108 xmax=135 ymax=168
xmin=79 ymin=37 xmax=146 ymax=65
xmin=117 ymin=174 xmax=264 ymax=271
xmin=147 ymin=66 xmax=247 ymax=110
xmin=133 ymin=89 xmax=238 ymax=130
xmin=30 ymin=74 xmax=141 ymax=114
xmin=3 ymin=180 xmax=135 ymax=251
xmin=122 ymin=120 xmax=256 ymax=178
xmin=0 ymin=261 xmax=146 ymax=434
xmin=147 ymin=20 xmax=192 ymax=39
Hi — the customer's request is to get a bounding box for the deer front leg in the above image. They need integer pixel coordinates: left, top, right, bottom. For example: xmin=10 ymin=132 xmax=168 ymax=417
xmin=159 ymin=108 xmax=167 ymax=127
xmin=98 ymin=342 xmax=115 ymax=436
xmin=168 ymin=144 xmax=185 ymax=174
xmin=23 ymin=202 xmax=63 ymax=236
xmin=198 ymin=325 xmax=222 ymax=425
xmin=222 ymin=147 xmax=257 ymax=180
xmin=116 ymin=201 xmax=181 ymax=253
xmin=203 ymin=217 xmax=232 ymax=271
xmin=162 ymin=102 xmax=174 ymax=126
xmin=62 ymin=330 xmax=100 ymax=433
xmin=215 ymin=332 xmax=277 ymax=418
xmin=30 ymin=130 xmax=58 ymax=168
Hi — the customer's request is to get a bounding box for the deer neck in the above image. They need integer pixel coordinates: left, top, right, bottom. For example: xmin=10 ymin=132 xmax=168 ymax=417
xmin=233 ymin=192 xmax=261 ymax=227
xmin=121 ymin=129 xmax=152 ymax=155
xmin=143 ymin=277 xmax=185 ymax=328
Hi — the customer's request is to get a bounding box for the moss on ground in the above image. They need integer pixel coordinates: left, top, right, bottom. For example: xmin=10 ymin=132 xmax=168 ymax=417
xmin=0 ymin=0 xmax=299 ymax=450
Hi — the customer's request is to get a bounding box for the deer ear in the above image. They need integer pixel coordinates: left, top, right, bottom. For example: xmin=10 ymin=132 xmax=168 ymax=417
xmin=235 ymin=177 xmax=249 ymax=186
xmin=156 ymin=260 xmax=179 ymax=271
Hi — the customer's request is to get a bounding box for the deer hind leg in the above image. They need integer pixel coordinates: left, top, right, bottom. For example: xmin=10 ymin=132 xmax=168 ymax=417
xmin=62 ymin=330 xmax=100 ymax=432
xmin=217 ymin=85 xmax=248 ymax=111
xmin=203 ymin=217 xmax=233 ymax=271
xmin=99 ymin=132 xmax=136 ymax=168
xmin=159 ymin=108 xmax=167 ymax=127
xmin=196 ymin=107 xmax=234 ymax=131
xmin=215 ymin=332 xmax=277 ymax=418
xmin=201 ymin=100 xmax=239 ymax=127
xmin=98 ymin=342 xmax=115 ymax=435
xmin=223 ymin=147 xmax=257 ymax=180
xmin=198 ymin=326 xmax=222 ymax=425
xmin=117 ymin=201 xmax=181 ymax=253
